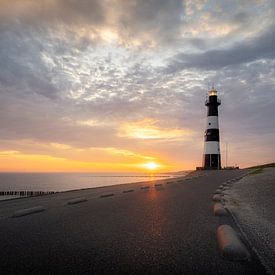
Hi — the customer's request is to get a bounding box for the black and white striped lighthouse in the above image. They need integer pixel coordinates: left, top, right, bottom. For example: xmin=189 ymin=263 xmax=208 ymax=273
xmin=203 ymin=88 xmax=221 ymax=169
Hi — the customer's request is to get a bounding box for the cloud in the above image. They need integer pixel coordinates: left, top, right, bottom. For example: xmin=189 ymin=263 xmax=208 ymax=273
xmin=0 ymin=0 xmax=184 ymax=47
xmin=0 ymin=150 xmax=20 ymax=155
xmin=166 ymin=24 xmax=275 ymax=72
xmin=50 ymin=143 xmax=72 ymax=150
xmin=112 ymin=0 xmax=184 ymax=46
xmin=118 ymin=119 xmax=194 ymax=140
xmin=0 ymin=0 xmax=105 ymax=27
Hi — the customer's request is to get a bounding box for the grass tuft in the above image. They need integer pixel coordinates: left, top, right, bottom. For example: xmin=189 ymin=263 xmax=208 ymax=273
xmin=250 ymin=168 xmax=264 ymax=175
xmin=247 ymin=163 xmax=275 ymax=169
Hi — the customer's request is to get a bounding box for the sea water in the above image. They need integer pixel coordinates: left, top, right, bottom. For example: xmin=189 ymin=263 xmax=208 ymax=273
xmin=0 ymin=172 xmax=188 ymax=193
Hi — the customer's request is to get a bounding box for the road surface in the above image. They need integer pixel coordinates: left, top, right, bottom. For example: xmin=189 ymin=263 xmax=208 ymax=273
xmin=0 ymin=170 xmax=267 ymax=274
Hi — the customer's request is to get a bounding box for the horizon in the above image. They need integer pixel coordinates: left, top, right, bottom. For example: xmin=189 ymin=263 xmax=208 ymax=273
xmin=0 ymin=0 xmax=275 ymax=173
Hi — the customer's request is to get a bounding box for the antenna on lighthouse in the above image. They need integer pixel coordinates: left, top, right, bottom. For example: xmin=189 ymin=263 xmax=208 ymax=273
xmin=226 ymin=142 xmax=228 ymax=168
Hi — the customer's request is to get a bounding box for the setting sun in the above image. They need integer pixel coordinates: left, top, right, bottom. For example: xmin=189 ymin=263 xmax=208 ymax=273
xmin=144 ymin=161 xmax=160 ymax=170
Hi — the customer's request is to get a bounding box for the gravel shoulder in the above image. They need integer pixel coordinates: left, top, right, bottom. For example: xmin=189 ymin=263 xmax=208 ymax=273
xmin=224 ymin=168 xmax=275 ymax=273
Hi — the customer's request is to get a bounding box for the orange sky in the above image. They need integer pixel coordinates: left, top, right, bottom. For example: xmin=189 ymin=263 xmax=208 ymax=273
xmin=0 ymin=150 xmax=183 ymax=173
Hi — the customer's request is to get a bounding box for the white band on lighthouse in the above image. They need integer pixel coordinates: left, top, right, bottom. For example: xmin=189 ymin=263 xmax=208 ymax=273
xmin=206 ymin=116 xmax=219 ymax=129
xmin=204 ymin=141 xmax=220 ymax=154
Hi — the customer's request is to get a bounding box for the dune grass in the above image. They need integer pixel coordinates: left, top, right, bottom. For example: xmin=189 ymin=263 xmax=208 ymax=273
xmin=250 ymin=168 xmax=264 ymax=175
xmin=248 ymin=163 xmax=275 ymax=175
xmin=247 ymin=163 xmax=275 ymax=169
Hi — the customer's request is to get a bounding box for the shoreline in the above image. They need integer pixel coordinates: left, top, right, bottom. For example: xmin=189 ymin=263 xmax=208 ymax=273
xmin=0 ymin=171 xmax=193 ymax=202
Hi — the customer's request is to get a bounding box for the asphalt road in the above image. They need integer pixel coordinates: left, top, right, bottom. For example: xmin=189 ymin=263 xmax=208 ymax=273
xmin=0 ymin=170 xmax=267 ymax=274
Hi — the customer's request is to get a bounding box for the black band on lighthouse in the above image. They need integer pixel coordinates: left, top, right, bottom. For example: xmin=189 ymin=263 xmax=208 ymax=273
xmin=206 ymin=95 xmax=221 ymax=116
xmin=205 ymin=129 xmax=220 ymax=141
xmin=204 ymin=154 xmax=220 ymax=169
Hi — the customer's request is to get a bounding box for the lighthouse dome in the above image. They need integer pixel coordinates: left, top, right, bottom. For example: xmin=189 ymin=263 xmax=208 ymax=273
xmin=208 ymin=89 xmax=217 ymax=96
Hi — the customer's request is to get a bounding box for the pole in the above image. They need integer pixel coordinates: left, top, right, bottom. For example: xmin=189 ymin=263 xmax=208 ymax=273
xmin=226 ymin=142 xmax=228 ymax=168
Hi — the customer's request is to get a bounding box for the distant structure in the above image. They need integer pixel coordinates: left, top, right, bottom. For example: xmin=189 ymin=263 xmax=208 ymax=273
xmin=203 ymin=88 xmax=221 ymax=169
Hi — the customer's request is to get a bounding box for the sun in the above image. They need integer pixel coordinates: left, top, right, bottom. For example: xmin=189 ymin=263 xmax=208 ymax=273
xmin=144 ymin=161 xmax=159 ymax=170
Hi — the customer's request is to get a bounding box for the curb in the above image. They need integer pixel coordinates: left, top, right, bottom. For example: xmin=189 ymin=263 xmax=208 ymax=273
xmin=100 ymin=193 xmax=114 ymax=198
xmin=67 ymin=197 xmax=87 ymax=205
xmin=213 ymin=194 xmax=222 ymax=202
xmin=12 ymin=206 xmax=45 ymax=218
xmin=217 ymin=225 xmax=250 ymax=261
xmin=213 ymin=203 xmax=228 ymax=216
xmin=214 ymin=189 xmax=222 ymax=194
xmin=123 ymin=189 xmax=134 ymax=193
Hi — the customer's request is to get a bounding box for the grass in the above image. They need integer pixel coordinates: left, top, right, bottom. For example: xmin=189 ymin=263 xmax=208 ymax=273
xmin=247 ymin=162 xmax=275 ymax=170
xmin=247 ymin=163 xmax=275 ymax=175
xmin=250 ymin=168 xmax=264 ymax=175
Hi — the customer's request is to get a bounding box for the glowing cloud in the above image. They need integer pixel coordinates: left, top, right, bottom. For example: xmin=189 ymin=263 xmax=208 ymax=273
xmin=119 ymin=119 xmax=193 ymax=140
xmin=50 ymin=143 xmax=72 ymax=150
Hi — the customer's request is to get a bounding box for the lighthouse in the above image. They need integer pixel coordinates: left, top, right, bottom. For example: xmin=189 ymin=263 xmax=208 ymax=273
xmin=203 ymin=88 xmax=221 ymax=169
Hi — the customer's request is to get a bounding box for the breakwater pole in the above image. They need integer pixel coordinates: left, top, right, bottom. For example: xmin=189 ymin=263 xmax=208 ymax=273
xmin=203 ymin=87 xmax=222 ymax=169
xmin=0 ymin=191 xmax=57 ymax=197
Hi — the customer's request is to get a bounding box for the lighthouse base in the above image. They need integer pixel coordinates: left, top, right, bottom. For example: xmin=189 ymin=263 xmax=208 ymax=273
xmin=203 ymin=154 xmax=221 ymax=170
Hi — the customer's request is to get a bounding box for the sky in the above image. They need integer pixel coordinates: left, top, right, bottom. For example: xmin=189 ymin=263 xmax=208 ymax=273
xmin=0 ymin=0 xmax=275 ymax=172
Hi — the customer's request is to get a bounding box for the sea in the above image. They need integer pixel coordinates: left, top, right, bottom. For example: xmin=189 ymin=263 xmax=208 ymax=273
xmin=0 ymin=172 xmax=188 ymax=194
